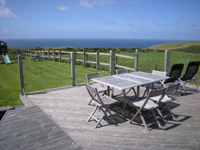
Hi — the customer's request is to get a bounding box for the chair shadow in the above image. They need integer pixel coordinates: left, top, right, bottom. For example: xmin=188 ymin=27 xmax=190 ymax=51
xmin=110 ymin=102 xmax=192 ymax=131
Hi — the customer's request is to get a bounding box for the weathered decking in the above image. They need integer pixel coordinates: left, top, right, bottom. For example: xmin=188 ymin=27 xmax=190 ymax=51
xmin=0 ymin=105 xmax=82 ymax=150
xmin=23 ymin=84 xmax=200 ymax=150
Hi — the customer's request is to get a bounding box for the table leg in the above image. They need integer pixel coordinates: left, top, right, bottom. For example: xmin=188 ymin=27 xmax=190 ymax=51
xmin=146 ymin=84 xmax=150 ymax=95
xmin=137 ymin=86 xmax=140 ymax=99
xmin=122 ymin=90 xmax=127 ymax=116
xmin=107 ymin=86 xmax=110 ymax=96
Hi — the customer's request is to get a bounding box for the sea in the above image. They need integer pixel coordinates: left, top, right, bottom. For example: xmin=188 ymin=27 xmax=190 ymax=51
xmin=1 ymin=38 xmax=189 ymax=49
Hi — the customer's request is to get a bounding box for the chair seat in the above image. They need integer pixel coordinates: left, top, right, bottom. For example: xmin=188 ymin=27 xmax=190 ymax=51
xmin=151 ymin=95 xmax=173 ymax=103
xmin=129 ymin=98 xmax=159 ymax=110
xmin=90 ymin=82 xmax=107 ymax=93
xmin=101 ymin=95 xmax=119 ymax=105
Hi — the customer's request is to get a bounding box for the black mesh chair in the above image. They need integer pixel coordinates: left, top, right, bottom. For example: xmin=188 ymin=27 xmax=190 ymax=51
xmin=164 ymin=63 xmax=184 ymax=84
xmin=179 ymin=61 xmax=200 ymax=93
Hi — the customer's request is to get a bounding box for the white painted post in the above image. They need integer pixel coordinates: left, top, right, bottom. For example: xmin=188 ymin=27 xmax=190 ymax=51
xmin=164 ymin=50 xmax=170 ymax=73
xmin=135 ymin=49 xmax=139 ymax=71
xmin=18 ymin=55 xmax=25 ymax=95
xmin=71 ymin=52 xmax=76 ymax=86
xmin=110 ymin=50 xmax=115 ymax=75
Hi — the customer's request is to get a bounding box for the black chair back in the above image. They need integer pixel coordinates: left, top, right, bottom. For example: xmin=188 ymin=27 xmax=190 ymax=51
xmin=181 ymin=61 xmax=200 ymax=81
xmin=165 ymin=63 xmax=184 ymax=84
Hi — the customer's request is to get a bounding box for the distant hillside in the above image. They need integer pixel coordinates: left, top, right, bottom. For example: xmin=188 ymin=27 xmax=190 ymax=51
xmin=147 ymin=41 xmax=200 ymax=53
xmin=148 ymin=41 xmax=200 ymax=50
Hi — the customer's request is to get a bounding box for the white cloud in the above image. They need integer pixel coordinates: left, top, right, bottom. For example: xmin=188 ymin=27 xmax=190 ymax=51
xmin=80 ymin=0 xmax=114 ymax=9
xmin=0 ymin=0 xmax=17 ymax=18
xmin=3 ymin=29 xmax=8 ymax=33
xmin=57 ymin=5 xmax=70 ymax=11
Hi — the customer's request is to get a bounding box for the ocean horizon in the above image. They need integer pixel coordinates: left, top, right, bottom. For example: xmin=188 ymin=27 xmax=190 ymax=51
xmin=1 ymin=38 xmax=190 ymax=49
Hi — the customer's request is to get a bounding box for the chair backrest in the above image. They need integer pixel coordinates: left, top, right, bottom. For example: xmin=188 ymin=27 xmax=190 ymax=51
xmin=152 ymin=70 xmax=167 ymax=77
xmin=165 ymin=63 xmax=184 ymax=83
xmin=166 ymin=83 xmax=180 ymax=98
xmin=85 ymin=83 xmax=104 ymax=105
xmin=142 ymin=88 xmax=167 ymax=108
xmin=85 ymin=72 xmax=100 ymax=84
xmin=116 ymin=69 xmax=128 ymax=75
xmin=181 ymin=61 xmax=200 ymax=81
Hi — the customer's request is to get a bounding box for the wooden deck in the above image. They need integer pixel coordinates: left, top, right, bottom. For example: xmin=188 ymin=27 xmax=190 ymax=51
xmin=24 ymin=85 xmax=200 ymax=149
xmin=0 ymin=105 xmax=82 ymax=150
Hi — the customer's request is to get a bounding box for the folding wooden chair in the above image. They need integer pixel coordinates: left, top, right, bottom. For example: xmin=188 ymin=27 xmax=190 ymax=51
xmin=86 ymin=73 xmax=108 ymax=105
xmin=179 ymin=61 xmax=200 ymax=93
xmin=86 ymin=83 xmax=119 ymax=128
xmin=150 ymin=83 xmax=180 ymax=121
xmin=128 ymin=88 xmax=167 ymax=133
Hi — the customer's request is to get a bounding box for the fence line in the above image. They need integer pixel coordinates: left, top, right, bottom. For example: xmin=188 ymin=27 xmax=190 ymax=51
xmin=24 ymin=49 xmax=138 ymax=71
xmin=23 ymin=49 xmax=170 ymax=87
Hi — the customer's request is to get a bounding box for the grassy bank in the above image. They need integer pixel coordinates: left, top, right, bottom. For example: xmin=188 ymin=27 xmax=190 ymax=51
xmin=148 ymin=41 xmax=200 ymax=52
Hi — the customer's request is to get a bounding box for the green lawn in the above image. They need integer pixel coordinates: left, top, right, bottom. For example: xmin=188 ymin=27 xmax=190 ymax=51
xmin=0 ymin=58 xmax=109 ymax=107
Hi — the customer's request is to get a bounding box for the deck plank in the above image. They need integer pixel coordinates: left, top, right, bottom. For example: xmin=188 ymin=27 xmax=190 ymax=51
xmin=0 ymin=105 xmax=82 ymax=150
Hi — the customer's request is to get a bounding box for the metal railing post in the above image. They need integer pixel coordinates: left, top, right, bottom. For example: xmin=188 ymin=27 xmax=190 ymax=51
xmin=71 ymin=52 xmax=76 ymax=86
xmin=18 ymin=55 xmax=25 ymax=95
xmin=164 ymin=50 xmax=170 ymax=73
xmin=110 ymin=50 xmax=115 ymax=75
xmin=135 ymin=49 xmax=139 ymax=71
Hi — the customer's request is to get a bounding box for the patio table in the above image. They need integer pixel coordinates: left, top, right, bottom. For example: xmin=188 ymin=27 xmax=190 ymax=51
xmin=91 ymin=71 xmax=170 ymax=112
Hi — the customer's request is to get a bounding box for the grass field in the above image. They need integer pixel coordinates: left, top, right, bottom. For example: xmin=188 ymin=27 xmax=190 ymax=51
xmin=0 ymin=51 xmax=200 ymax=107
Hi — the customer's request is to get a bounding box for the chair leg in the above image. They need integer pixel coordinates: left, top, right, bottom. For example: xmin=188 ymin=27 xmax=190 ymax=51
xmin=95 ymin=112 xmax=106 ymax=128
xmin=193 ymin=78 xmax=200 ymax=92
xmin=151 ymin=110 xmax=163 ymax=129
xmin=107 ymin=109 xmax=117 ymax=124
xmin=139 ymin=112 xmax=149 ymax=133
xmin=165 ymin=105 xmax=176 ymax=120
xmin=156 ymin=109 xmax=166 ymax=125
xmin=87 ymin=106 xmax=98 ymax=122
xmin=130 ymin=108 xmax=141 ymax=123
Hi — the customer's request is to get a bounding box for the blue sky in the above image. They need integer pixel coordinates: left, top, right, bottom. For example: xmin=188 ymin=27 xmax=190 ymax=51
xmin=0 ymin=0 xmax=200 ymax=41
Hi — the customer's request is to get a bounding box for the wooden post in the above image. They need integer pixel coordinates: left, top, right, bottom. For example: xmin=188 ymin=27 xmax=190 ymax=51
xmin=59 ymin=50 xmax=61 ymax=62
xmin=83 ymin=51 xmax=86 ymax=67
xmin=110 ymin=50 xmax=115 ymax=75
xmin=53 ymin=50 xmax=55 ymax=61
xmin=71 ymin=52 xmax=76 ymax=86
xmin=43 ymin=50 xmax=45 ymax=59
xmin=96 ymin=51 xmax=99 ymax=70
xmin=115 ymin=56 xmax=118 ymax=67
xmin=135 ymin=49 xmax=139 ymax=71
xmin=48 ymin=50 xmax=50 ymax=61
xmin=18 ymin=55 xmax=25 ymax=95
xmin=164 ymin=50 xmax=170 ymax=73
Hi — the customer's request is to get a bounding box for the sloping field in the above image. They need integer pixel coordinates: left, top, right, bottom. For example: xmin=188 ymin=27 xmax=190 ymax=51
xmin=148 ymin=41 xmax=200 ymax=50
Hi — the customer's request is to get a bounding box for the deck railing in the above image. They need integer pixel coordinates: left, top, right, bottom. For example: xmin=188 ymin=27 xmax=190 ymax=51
xmin=22 ymin=49 xmax=170 ymax=88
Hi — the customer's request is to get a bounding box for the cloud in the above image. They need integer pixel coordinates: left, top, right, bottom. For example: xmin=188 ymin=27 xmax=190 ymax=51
xmin=104 ymin=20 xmax=118 ymax=25
xmin=124 ymin=0 xmax=139 ymax=5
xmin=80 ymin=0 xmax=114 ymax=9
xmin=0 ymin=0 xmax=17 ymax=18
xmin=57 ymin=5 xmax=70 ymax=11
xmin=128 ymin=23 xmax=135 ymax=27
xmin=3 ymin=29 xmax=8 ymax=33
xmin=134 ymin=13 xmax=144 ymax=19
